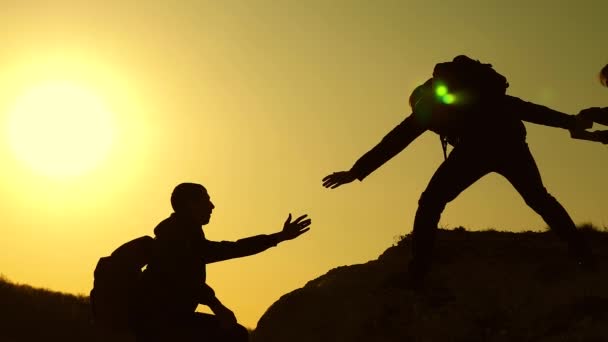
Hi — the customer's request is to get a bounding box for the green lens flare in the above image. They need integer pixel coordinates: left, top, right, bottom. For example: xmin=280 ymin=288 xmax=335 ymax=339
xmin=441 ymin=94 xmax=456 ymax=104
xmin=435 ymin=85 xmax=448 ymax=97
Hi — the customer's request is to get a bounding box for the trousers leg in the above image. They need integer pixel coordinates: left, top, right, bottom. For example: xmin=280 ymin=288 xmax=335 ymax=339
xmin=410 ymin=146 xmax=491 ymax=278
xmin=496 ymin=143 xmax=592 ymax=262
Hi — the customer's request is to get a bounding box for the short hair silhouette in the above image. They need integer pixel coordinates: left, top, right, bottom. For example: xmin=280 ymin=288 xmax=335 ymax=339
xmin=171 ymin=182 xmax=206 ymax=212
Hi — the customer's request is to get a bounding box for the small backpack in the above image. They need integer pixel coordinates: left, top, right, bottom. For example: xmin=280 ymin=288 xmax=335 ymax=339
xmin=413 ymin=55 xmax=510 ymax=158
xmin=90 ymin=235 xmax=155 ymax=331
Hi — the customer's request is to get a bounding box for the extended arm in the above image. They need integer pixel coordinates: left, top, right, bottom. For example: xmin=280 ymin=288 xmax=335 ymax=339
xmin=350 ymin=114 xmax=426 ymax=180
xmin=506 ymin=95 xmax=579 ymax=130
xmin=201 ymin=214 xmax=311 ymax=263
xmin=203 ymin=236 xmax=279 ymax=263
xmin=322 ymin=114 xmax=426 ymax=188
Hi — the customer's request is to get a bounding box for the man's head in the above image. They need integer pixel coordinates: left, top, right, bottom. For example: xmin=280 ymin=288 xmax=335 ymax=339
xmin=600 ymin=64 xmax=608 ymax=88
xmin=171 ymin=182 xmax=215 ymax=225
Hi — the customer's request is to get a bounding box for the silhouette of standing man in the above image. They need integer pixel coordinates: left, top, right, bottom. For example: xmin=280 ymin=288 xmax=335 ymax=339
xmin=322 ymin=56 xmax=595 ymax=288
xmin=132 ymin=183 xmax=311 ymax=342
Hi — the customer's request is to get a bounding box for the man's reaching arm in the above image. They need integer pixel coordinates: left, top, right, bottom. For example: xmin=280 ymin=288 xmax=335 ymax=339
xmin=506 ymin=95 xmax=582 ymax=130
xmin=322 ymin=114 xmax=426 ymax=188
xmin=201 ymin=214 xmax=311 ymax=263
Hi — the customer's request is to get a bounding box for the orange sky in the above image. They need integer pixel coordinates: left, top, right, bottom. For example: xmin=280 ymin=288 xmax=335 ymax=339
xmin=0 ymin=1 xmax=606 ymax=328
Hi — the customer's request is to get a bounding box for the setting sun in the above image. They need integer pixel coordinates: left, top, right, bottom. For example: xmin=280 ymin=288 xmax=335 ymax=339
xmin=7 ymin=81 xmax=115 ymax=178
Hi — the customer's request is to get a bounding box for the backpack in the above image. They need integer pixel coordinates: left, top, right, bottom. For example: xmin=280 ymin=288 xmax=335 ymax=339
xmin=90 ymin=235 xmax=155 ymax=331
xmin=413 ymin=55 xmax=509 ymax=158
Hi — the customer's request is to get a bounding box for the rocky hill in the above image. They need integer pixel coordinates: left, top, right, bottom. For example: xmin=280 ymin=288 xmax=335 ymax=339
xmin=252 ymin=227 xmax=608 ymax=342
xmin=0 ymin=276 xmax=132 ymax=342
xmin=1 ymin=226 xmax=606 ymax=341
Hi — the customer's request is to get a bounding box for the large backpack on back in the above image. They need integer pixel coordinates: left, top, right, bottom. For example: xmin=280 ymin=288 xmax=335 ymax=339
xmin=90 ymin=235 xmax=155 ymax=331
xmin=432 ymin=55 xmax=508 ymax=104
xmin=412 ymin=55 xmax=510 ymax=158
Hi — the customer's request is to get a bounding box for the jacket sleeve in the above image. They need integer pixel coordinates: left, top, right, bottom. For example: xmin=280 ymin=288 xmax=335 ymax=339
xmin=350 ymin=114 xmax=426 ymax=181
xmin=506 ymin=95 xmax=576 ymax=129
xmin=202 ymin=234 xmax=282 ymax=264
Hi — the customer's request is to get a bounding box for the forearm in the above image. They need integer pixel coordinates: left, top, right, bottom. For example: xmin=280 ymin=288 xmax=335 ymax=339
xmin=509 ymin=96 xmax=576 ymax=129
xmin=204 ymin=234 xmax=281 ymax=263
xmin=198 ymin=283 xmax=217 ymax=306
xmin=350 ymin=114 xmax=425 ymax=180
xmin=571 ymin=129 xmax=608 ymax=144
xmin=232 ymin=233 xmax=282 ymax=255
xmin=207 ymin=295 xmax=222 ymax=309
xmin=206 ymin=294 xmax=228 ymax=314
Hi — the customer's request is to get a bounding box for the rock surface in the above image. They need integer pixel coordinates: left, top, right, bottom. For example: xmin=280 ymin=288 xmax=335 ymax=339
xmin=252 ymin=227 xmax=608 ymax=342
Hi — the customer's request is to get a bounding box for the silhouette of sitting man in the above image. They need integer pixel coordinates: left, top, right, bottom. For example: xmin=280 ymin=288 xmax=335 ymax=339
xmin=132 ymin=183 xmax=311 ymax=341
xmin=322 ymin=56 xmax=595 ymax=288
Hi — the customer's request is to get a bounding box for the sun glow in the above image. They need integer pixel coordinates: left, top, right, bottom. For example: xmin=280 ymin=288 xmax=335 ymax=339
xmin=7 ymin=82 xmax=115 ymax=178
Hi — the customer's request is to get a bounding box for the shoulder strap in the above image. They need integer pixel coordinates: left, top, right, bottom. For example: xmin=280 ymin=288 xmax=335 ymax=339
xmin=440 ymin=135 xmax=449 ymax=160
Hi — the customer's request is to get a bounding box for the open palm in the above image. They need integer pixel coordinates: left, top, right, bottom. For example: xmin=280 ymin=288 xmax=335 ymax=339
xmin=281 ymin=214 xmax=311 ymax=241
xmin=322 ymin=170 xmax=356 ymax=189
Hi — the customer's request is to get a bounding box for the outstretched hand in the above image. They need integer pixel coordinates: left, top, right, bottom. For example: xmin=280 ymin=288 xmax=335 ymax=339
xmin=572 ymin=114 xmax=594 ymax=131
xmin=570 ymin=108 xmax=608 ymax=144
xmin=570 ymin=110 xmax=595 ymax=139
xmin=577 ymin=107 xmax=606 ymax=125
xmin=322 ymin=170 xmax=356 ymax=189
xmin=280 ymin=213 xmax=311 ymax=241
